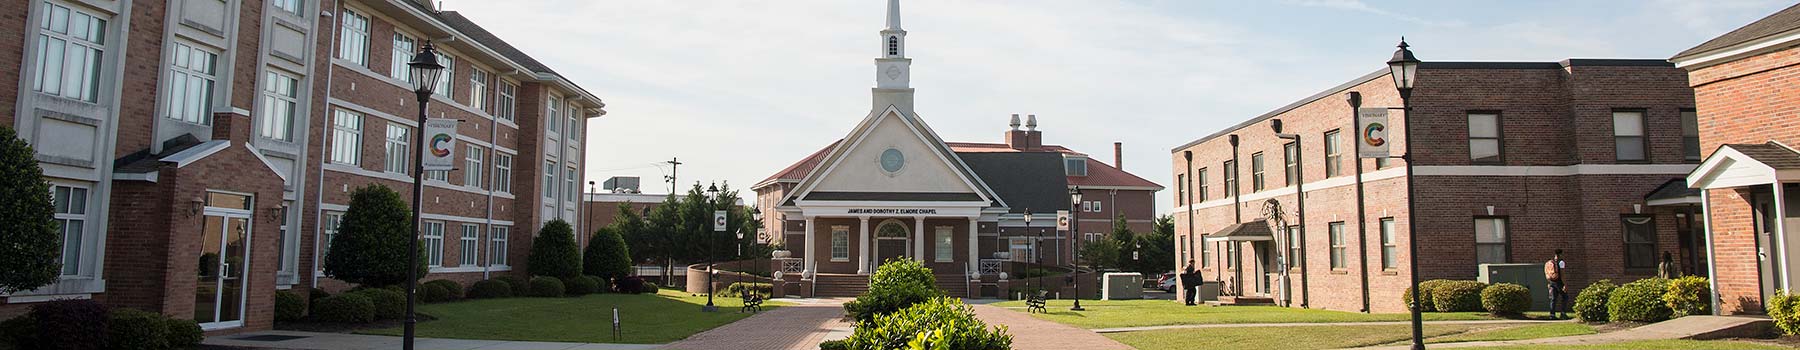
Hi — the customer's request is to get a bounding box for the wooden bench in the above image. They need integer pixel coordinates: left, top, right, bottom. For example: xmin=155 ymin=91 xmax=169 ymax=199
xmin=1025 ymin=290 xmax=1048 ymax=314
xmin=741 ymin=292 xmax=765 ymax=313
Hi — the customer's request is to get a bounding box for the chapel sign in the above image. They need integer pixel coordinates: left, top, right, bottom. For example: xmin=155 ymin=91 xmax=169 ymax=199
xmin=846 ymin=208 xmax=939 ymax=215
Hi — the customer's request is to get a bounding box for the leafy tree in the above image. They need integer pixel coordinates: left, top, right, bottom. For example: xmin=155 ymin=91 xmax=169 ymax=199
xmin=324 ymin=185 xmax=427 ymax=287
xmin=0 ymin=126 xmax=59 ymax=294
xmin=529 ymin=219 xmax=582 ymax=278
xmin=1122 ymin=215 xmax=1176 ymax=275
xmin=1079 ymin=236 xmax=1121 ymax=270
xmin=583 ymin=224 xmax=632 ymax=281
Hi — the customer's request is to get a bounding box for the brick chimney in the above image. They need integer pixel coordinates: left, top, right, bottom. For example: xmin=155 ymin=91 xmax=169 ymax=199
xmin=1114 ymin=142 xmax=1123 ymax=170
xmin=1005 ymin=114 xmax=1042 ymax=151
xmin=211 ymin=111 xmax=252 ymax=146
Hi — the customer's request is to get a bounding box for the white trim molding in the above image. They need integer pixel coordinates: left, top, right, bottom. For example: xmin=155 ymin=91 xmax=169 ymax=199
xmin=1413 ymin=164 xmax=1696 ymax=177
xmin=1671 ymin=27 xmax=1800 ymax=70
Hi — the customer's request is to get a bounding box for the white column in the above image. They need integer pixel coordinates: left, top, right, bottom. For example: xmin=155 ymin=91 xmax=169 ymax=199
xmin=968 ymin=217 xmax=979 ymax=276
xmin=858 ymin=216 xmax=871 ymax=274
xmin=803 ymin=216 xmax=815 ymax=277
xmin=1776 ymin=183 xmax=1793 ymax=291
xmin=915 ymin=216 xmax=926 ymax=262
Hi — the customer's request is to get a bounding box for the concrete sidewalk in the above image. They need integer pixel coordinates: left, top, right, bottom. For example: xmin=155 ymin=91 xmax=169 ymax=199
xmin=204 ymin=330 xmax=661 ymax=350
xmin=1094 ymin=319 xmax=1565 ymax=333
xmin=970 ymin=304 xmax=1132 ymax=350
xmin=1349 ymin=315 xmax=1773 ymax=349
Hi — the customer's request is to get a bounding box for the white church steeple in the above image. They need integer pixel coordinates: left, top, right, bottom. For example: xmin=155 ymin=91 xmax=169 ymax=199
xmin=873 ymin=0 xmax=914 ymax=114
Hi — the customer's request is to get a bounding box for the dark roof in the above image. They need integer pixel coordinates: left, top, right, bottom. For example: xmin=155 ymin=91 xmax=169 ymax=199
xmin=1675 ymin=3 xmax=1800 ymax=59
xmin=1205 ymin=220 xmax=1274 ymax=241
xmin=1726 ymin=142 xmax=1800 ymax=169
xmin=1645 ymin=178 xmax=1700 ymax=202
xmin=801 ymin=192 xmax=984 ymax=202
xmin=958 ymin=152 xmax=1070 ymax=213
xmin=437 ymin=11 xmax=598 ymax=100
xmin=113 ymin=134 xmax=205 ymax=174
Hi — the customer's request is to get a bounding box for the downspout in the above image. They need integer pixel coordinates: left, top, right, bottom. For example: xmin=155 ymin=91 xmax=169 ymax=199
xmin=482 ymin=96 xmax=498 ymax=280
xmin=1349 ymin=91 xmax=1371 ymax=313
xmin=312 ymin=0 xmax=345 ymax=289
xmin=1182 ymin=151 xmax=1194 ymax=302
xmin=1295 ymin=134 xmax=1309 ymax=309
xmin=1227 ymin=134 xmax=1240 ymax=283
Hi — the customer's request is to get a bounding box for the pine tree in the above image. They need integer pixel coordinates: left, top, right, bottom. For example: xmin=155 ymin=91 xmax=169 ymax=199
xmin=0 ymin=126 xmax=61 ymax=293
xmin=324 ymin=185 xmax=427 ymax=287
xmin=529 ymin=219 xmax=581 ymax=278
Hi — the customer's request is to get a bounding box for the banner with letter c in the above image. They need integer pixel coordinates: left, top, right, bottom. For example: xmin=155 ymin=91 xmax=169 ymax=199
xmin=1356 ymin=108 xmax=1389 ymax=159
xmin=422 ymin=118 xmax=458 ymax=171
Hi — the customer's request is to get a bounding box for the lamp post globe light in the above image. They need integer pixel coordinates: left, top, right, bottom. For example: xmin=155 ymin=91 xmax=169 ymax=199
xmin=703 ymin=182 xmax=721 ymax=312
xmin=1386 ymin=38 xmax=1424 ymax=350
xmin=401 ymin=41 xmax=446 ymax=350
xmin=1070 ymin=187 xmax=1085 ymax=311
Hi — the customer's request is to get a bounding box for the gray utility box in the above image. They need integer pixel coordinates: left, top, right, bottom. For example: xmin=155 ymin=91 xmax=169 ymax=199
xmin=1102 ymin=273 xmax=1144 ymax=300
xmin=1478 ymin=263 xmax=1550 ymax=311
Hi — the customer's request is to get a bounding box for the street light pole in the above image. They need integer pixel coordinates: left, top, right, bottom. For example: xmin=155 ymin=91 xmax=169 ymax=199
xmin=1386 ymin=38 xmax=1424 ymax=350
xmin=703 ymin=182 xmax=720 ymax=312
xmin=1272 ymin=120 xmax=1305 ymax=308
xmin=1025 ymin=209 xmax=1037 ymax=290
xmin=402 ymin=41 xmax=446 ymax=350
xmin=1071 ymin=187 xmax=1085 ymax=311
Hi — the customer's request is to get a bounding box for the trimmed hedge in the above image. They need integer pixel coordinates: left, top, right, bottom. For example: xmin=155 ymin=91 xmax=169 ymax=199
xmin=313 ymin=294 xmax=376 ymax=323
xmin=583 ymin=226 xmax=633 ymax=281
xmin=724 ymin=282 xmax=773 ymax=297
xmin=641 ymin=282 xmax=661 ymax=294
xmin=323 ymin=185 xmax=428 ymax=287
xmin=1771 ymin=290 xmax=1800 ymax=335
xmin=496 ymin=276 xmax=531 ymax=297
xmin=0 ymin=306 xmax=202 ymax=350
xmin=1575 ymin=279 xmax=1617 ymax=323
xmin=349 ymin=287 xmax=405 ymax=320
xmin=529 ymin=220 xmax=582 ymax=279
xmin=529 ymin=276 xmax=566 ymax=297
xmin=615 ymin=276 xmax=646 ymax=294
xmin=1608 ymin=278 xmax=1672 ymax=323
xmin=1663 ymin=276 xmax=1710 ymax=318
xmin=163 ymin=318 xmax=204 ymax=349
xmin=275 ymin=290 xmax=307 ymax=322
xmin=0 ymin=315 xmax=34 ymax=348
xmin=309 ymin=288 xmax=331 ymax=302
xmin=468 ymin=279 xmax=513 ymax=299
xmin=30 ymin=299 xmax=108 ymax=350
xmin=423 ymin=279 xmax=465 ymax=302
xmin=566 ymin=276 xmax=602 ymax=296
xmin=420 ymin=283 xmax=453 ymax=303
xmin=1402 ymin=279 xmax=1455 ymax=312
xmin=1481 ymin=283 xmax=1531 ymax=316
xmin=106 ymin=308 xmax=170 ymax=350
xmin=819 ymin=339 xmax=848 ymax=350
xmin=1431 ymin=280 xmax=1487 ymax=312
xmin=844 ymin=259 xmax=944 ymax=324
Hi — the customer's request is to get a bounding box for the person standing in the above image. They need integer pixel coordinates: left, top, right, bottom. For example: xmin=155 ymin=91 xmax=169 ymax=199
xmin=1545 ymin=250 xmax=1569 ymax=319
xmin=1657 ymin=251 xmax=1681 ymax=279
xmin=1182 ymin=260 xmax=1197 ymax=306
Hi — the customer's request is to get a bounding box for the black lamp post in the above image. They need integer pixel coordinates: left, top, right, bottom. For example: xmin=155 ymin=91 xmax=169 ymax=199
xmin=402 ymin=41 xmax=446 ymax=350
xmin=703 ymin=182 xmax=721 ymax=312
xmin=1024 ymin=209 xmax=1036 ymax=290
xmin=1271 ymin=119 xmax=1307 ymax=308
xmin=1386 ymin=37 xmax=1423 ymax=350
xmin=1070 ymin=187 xmax=1085 ymax=311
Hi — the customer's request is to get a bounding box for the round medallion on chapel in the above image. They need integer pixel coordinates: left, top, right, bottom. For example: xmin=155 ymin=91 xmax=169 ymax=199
xmin=880 ymin=148 xmax=905 ymax=174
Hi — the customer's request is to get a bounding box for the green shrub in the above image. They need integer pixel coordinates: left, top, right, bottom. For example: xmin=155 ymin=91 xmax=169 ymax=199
xmin=1432 ymin=280 xmax=1487 ymax=312
xmin=309 ymin=288 xmax=331 ymax=302
xmin=818 ymin=339 xmax=848 ymax=350
xmin=310 ymin=294 xmax=375 ymax=323
xmin=323 ymin=185 xmax=428 ymax=287
xmin=842 ymin=297 xmax=1011 ymax=350
xmin=424 ymin=280 xmax=464 ymax=301
xmin=30 ymin=299 xmax=109 ymax=350
xmin=1608 ymin=278 xmax=1672 ymax=323
xmin=274 ymin=290 xmax=307 ymax=322
xmin=162 ymin=318 xmax=203 ymax=348
xmin=347 ymin=288 xmax=405 ymax=320
xmin=0 ymin=126 xmax=62 ymax=295
xmin=495 ymin=276 xmax=531 ymax=296
xmin=640 ymin=282 xmax=661 ymax=294
xmin=583 ymin=226 xmax=633 ymax=281
xmin=528 ymin=276 xmax=566 ymax=297
xmin=1481 ymin=283 xmax=1531 ymax=316
xmin=468 ymin=279 xmax=513 ymax=299
xmin=1771 ymin=290 xmax=1800 ymax=335
xmin=724 ymin=282 xmax=773 ymax=297
xmin=565 ymin=276 xmax=601 ymax=296
xmin=1403 ymin=279 xmax=1454 ymax=312
xmin=1663 ymin=276 xmax=1710 ymax=318
xmin=420 ymin=282 xmax=453 ymax=303
xmin=529 ymin=220 xmax=582 ymax=279
xmin=615 ymin=276 xmax=646 ymax=294
xmin=1575 ymin=280 xmax=1617 ymax=323
xmin=106 ymin=308 xmax=170 ymax=350
xmin=844 ymin=259 xmax=944 ymax=324
xmin=0 ymin=315 xmax=36 ymax=348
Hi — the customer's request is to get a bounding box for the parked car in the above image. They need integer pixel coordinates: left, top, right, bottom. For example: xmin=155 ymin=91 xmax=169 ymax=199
xmin=1157 ymin=272 xmax=1177 ymax=292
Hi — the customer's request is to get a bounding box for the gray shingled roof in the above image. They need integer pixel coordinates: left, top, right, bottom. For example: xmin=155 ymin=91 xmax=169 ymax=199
xmin=436 ymin=11 xmax=599 ymax=101
xmin=1205 ymin=220 xmax=1274 ymax=241
xmin=958 ymin=152 xmax=1070 ymax=213
xmin=1644 ymin=178 xmax=1699 ymax=202
xmin=1726 ymin=142 xmax=1800 ymax=170
xmin=1674 ymin=3 xmax=1800 ymax=59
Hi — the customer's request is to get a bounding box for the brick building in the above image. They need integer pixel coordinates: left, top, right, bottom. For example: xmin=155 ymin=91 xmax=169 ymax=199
xmin=1673 ymin=3 xmax=1800 ymax=315
xmin=753 ymin=0 xmax=1160 ymax=297
xmin=1169 ymin=57 xmax=1699 ymax=312
xmin=0 ymin=0 xmax=602 ymax=334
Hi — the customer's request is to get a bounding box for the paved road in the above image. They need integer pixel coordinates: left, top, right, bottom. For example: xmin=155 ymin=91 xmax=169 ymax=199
xmin=969 ymin=304 xmax=1132 ymax=350
xmin=660 ymin=300 xmax=852 ymax=350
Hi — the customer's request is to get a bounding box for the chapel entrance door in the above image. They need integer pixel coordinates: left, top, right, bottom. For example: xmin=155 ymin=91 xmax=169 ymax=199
xmin=195 ymin=192 xmax=253 ymax=330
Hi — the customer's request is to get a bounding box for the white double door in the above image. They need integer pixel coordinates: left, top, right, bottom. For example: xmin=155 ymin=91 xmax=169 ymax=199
xmin=195 ymin=209 xmax=252 ymax=330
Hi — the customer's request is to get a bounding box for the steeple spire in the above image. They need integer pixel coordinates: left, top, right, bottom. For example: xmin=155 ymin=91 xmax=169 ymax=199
xmin=872 ymin=0 xmax=914 ymax=115
xmin=886 ymin=0 xmax=903 ymax=31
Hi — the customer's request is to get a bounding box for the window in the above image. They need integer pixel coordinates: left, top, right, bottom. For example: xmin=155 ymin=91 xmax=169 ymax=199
xmin=384 ymin=123 xmax=409 ymax=174
xmin=565 ymin=167 xmax=578 ymax=200
xmin=489 ymin=226 xmax=510 ymax=266
xmin=1250 ymin=152 xmax=1265 ymax=192
xmin=1613 ymin=110 xmax=1647 ymax=161
xmin=165 ymin=41 xmax=218 ymax=125
xmin=1065 ymin=157 xmax=1088 ymax=176
xmin=423 ymin=221 xmax=444 ymax=267
xmin=544 ymin=160 xmax=556 ymax=199
xmin=1623 ymin=216 xmax=1657 ymax=269
xmin=277 ymin=203 xmax=293 ymax=274
xmin=470 ymin=68 xmax=489 ymax=112
xmin=433 ymin=53 xmax=454 ymax=98
xmin=426 ymin=169 xmax=447 ymax=182
xmin=390 ymin=33 xmax=415 ymax=82
xmin=322 ymin=211 xmax=343 ymax=260
xmin=52 ymin=185 xmax=88 ymax=276
xmin=460 ymin=224 xmax=479 ymax=266
xmin=546 ymin=96 xmax=561 ymax=133
xmin=497 ymin=81 xmax=517 ymax=122
xmin=1681 ymin=109 xmax=1700 ymax=161
xmin=568 ymin=108 xmax=579 ymax=140
xmin=1176 ymin=174 xmax=1186 ymax=205
xmin=259 ymin=71 xmax=299 ymax=141
xmin=887 ymin=36 xmax=898 ymax=56
xmin=338 ymin=9 xmax=369 ymax=65
xmin=331 ymin=110 xmax=363 ymax=165
xmin=935 ymin=226 xmax=953 ymax=262
xmin=1092 ymin=201 xmax=1103 ymax=213
xmin=1226 ymin=243 xmax=1239 ymax=269
xmin=1284 ymin=142 xmax=1298 ymax=186
xmin=1197 ymin=168 xmax=1209 ymax=202
xmin=1380 ymin=218 xmax=1397 ymax=270
xmin=33 ymin=1 xmax=107 ymax=102
xmin=1329 ymin=222 xmax=1346 ymax=269
xmin=272 ymin=0 xmax=301 ymax=14
xmin=493 ymin=153 xmax=513 ymax=193
xmin=1375 ymin=156 xmax=1389 ymax=169
xmin=1200 ymin=234 xmax=1211 ymax=267
xmin=831 ymin=225 xmax=850 ymax=261
xmin=1468 ymin=112 xmax=1502 ymax=163
xmin=1474 ymin=217 xmax=1509 ymax=264
xmin=464 ymin=145 xmax=484 ymax=188
xmin=1223 ymin=161 xmax=1237 ymax=198
xmin=1324 ymin=130 xmax=1342 ymax=177
xmin=1287 ymin=226 xmax=1301 ymax=270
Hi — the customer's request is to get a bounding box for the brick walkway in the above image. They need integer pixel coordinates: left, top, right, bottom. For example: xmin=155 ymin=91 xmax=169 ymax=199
xmin=660 ymin=300 xmax=853 ymax=350
xmin=969 ymin=305 xmax=1132 ymax=350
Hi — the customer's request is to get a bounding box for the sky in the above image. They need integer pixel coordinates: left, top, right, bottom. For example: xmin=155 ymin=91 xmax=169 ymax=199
xmin=448 ymin=0 xmax=1794 ymax=213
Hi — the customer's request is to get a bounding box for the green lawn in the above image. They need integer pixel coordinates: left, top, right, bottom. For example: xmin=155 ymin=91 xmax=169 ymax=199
xmin=360 ymin=290 xmax=784 ymax=344
xmin=1464 ymin=339 xmax=1793 ymax=350
xmin=1106 ymin=324 xmax=1479 ymax=350
xmin=989 ymin=299 xmax=1524 ymax=329
xmin=1429 ymin=323 xmax=1597 ymax=343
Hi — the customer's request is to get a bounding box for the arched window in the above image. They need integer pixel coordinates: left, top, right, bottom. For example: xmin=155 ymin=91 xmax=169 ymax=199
xmin=887 ymin=36 xmax=899 ymax=56
xmin=877 ymin=219 xmax=909 ymax=238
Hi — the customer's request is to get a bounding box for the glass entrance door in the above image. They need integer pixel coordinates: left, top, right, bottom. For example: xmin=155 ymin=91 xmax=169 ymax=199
xmin=196 ymin=193 xmax=253 ymax=330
